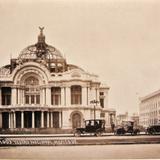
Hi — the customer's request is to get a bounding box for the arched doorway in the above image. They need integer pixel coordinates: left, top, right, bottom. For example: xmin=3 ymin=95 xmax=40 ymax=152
xmin=72 ymin=113 xmax=82 ymax=129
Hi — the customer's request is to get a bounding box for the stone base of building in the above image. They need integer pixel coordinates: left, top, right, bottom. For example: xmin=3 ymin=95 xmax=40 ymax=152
xmin=0 ymin=128 xmax=73 ymax=134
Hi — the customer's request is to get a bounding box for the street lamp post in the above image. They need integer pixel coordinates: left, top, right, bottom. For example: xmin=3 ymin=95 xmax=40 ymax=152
xmin=90 ymin=100 xmax=99 ymax=120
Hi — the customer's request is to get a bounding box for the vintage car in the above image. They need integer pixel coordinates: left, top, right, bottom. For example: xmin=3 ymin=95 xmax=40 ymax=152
xmin=146 ymin=124 xmax=160 ymax=135
xmin=74 ymin=119 xmax=106 ymax=137
xmin=114 ymin=120 xmax=140 ymax=135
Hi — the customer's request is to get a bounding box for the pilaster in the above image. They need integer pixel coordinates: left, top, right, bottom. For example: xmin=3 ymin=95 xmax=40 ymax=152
xmin=21 ymin=111 xmax=24 ymax=128
xmin=61 ymin=87 xmax=65 ymax=106
xmin=46 ymin=87 xmax=51 ymax=106
xmin=41 ymin=111 xmax=44 ymax=128
xmin=50 ymin=112 xmax=53 ymax=128
xmin=0 ymin=88 xmax=2 ymax=105
xmin=82 ymin=87 xmax=87 ymax=106
xmin=47 ymin=112 xmax=49 ymax=128
xmin=65 ymin=87 xmax=71 ymax=106
xmin=32 ymin=111 xmax=35 ymax=128
xmin=12 ymin=88 xmax=17 ymax=105
xmin=13 ymin=112 xmax=16 ymax=128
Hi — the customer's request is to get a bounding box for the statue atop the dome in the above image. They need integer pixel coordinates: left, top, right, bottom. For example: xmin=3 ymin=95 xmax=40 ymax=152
xmin=39 ymin=27 xmax=44 ymax=35
xmin=36 ymin=26 xmax=46 ymax=58
xmin=37 ymin=26 xmax=45 ymax=44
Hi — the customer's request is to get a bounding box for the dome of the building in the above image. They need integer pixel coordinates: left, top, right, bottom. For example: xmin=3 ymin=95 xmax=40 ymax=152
xmin=18 ymin=27 xmax=64 ymax=60
xmin=18 ymin=44 xmax=64 ymax=60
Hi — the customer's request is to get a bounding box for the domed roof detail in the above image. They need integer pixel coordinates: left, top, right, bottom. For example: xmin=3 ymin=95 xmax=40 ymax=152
xmin=18 ymin=27 xmax=64 ymax=60
xmin=8 ymin=27 xmax=85 ymax=74
xmin=18 ymin=44 xmax=64 ymax=60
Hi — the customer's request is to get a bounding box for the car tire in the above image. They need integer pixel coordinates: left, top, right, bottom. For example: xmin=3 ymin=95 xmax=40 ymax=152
xmin=133 ymin=131 xmax=137 ymax=136
xmin=74 ymin=131 xmax=81 ymax=137
xmin=95 ymin=132 xmax=102 ymax=137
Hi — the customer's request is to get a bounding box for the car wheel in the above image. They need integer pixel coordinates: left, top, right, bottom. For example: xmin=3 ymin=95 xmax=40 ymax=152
xmin=133 ymin=131 xmax=137 ymax=136
xmin=116 ymin=130 xmax=121 ymax=136
xmin=96 ymin=132 xmax=102 ymax=137
xmin=74 ymin=131 xmax=81 ymax=137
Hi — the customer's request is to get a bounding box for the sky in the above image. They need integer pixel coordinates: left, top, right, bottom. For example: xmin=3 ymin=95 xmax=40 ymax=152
xmin=0 ymin=0 xmax=160 ymax=115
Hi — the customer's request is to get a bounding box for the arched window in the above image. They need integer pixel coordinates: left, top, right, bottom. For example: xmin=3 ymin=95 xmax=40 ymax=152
xmin=51 ymin=87 xmax=61 ymax=105
xmin=24 ymin=76 xmax=40 ymax=104
xmin=71 ymin=85 xmax=82 ymax=105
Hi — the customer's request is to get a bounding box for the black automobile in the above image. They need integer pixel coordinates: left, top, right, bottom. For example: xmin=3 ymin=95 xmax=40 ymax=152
xmin=74 ymin=119 xmax=106 ymax=137
xmin=146 ymin=124 xmax=160 ymax=135
xmin=114 ymin=120 xmax=140 ymax=135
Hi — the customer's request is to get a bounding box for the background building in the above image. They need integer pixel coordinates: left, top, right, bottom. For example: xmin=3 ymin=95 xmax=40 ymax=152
xmin=116 ymin=112 xmax=128 ymax=125
xmin=130 ymin=113 xmax=139 ymax=126
xmin=0 ymin=28 xmax=116 ymax=133
xmin=139 ymin=90 xmax=160 ymax=127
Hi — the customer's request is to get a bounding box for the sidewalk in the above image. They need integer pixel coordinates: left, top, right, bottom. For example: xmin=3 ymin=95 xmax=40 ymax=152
xmin=0 ymin=134 xmax=160 ymax=146
xmin=0 ymin=133 xmax=114 ymax=138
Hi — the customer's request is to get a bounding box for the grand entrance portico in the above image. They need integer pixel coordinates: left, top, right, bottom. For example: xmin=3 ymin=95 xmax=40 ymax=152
xmin=1 ymin=109 xmax=61 ymax=129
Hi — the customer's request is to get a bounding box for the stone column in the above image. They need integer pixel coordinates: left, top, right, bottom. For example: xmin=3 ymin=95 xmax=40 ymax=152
xmin=13 ymin=112 xmax=16 ymax=128
xmin=47 ymin=112 xmax=49 ymax=128
xmin=21 ymin=111 xmax=24 ymax=128
xmin=82 ymin=87 xmax=87 ymax=106
xmin=108 ymin=113 xmax=110 ymax=126
xmin=65 ymin=87 xmax=71 ymax=106
xmin=46 ymin=87 xmax=51 ymax=106
xmin=40 ymin=89 xmax=43 ymax=105
xmin=109 ymin=114 xmax=113 ymax=124
xmin=12 ymin=88 xmax=17 ymax=106
xmin=96 ymin=88 xmax=99 ymax=102
xmin=10 ymin=112 xmax=13 ymax=128
xmin=42 ymin=88 xmax=45 ymax=105
xmin=59 ymin=112 xmax=62 ymax=128
xmin=62 ymin=110 xmax=70 ymax=129
xmin=41 ymin=111 xmax=44 ymax=128
xmin=50 ymin=112 xmax=53 ymax=128
xmin=0 ymin=112 xmax=2 ymax=128
xmin=34 ymin=96 xmax=36 ymax=105
xmin=88 ymin=87 xmax=91 ymax=104
xmin=0 ymin=88 xmax=2 ymax=106
xmin=104 ymin=90 xmax=109 ymax=109
xmin=93 ymin=88 xmax=96 ymax=101
xmin=113 ymin=114 xmax=116 ymax=124
xmin=61 ymin=87 xmax=65 ymax=106
xmin=90 ymin=87 xmax=96 ymax=102
xmin=17 ymin=89 xmax=20 ymax=105
xmin=9 ymin=112 xmax=11 ymax=129
xmin=22 ymin=89 xmax=25 ymax=105
xmin=32 ymin=111 xmax=35 ymax=128
xmin=17 ymin=88 xmax=21 ymax=105
xmin=86 ymin=87 xmax=89 ymax=105
xmin=29 ymin=96 xmax=31 ymax=105
xmin=21 ymin=89 xmax=23 ymax=105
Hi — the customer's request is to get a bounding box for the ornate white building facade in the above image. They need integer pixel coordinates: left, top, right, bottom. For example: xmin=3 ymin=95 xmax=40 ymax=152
xmin=139 ymin=90 xmax=160 ymax=127
xmin=0 ymin=28 xmax=116 ymax=133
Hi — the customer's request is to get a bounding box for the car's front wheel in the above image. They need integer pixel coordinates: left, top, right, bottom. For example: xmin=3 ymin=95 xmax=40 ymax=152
xmin=74 ymin=130 xmax=81 ymax=137
xmin=95 ymin=131 xmax=102 ymax=137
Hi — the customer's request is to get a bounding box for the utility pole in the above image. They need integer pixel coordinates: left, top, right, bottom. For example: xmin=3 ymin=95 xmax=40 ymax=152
xmin=90 ymin=100 xmax=99 ymax=120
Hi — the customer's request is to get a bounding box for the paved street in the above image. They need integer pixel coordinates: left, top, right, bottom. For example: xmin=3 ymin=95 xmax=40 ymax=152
xmin=0 ymin=144 xmax=160 ymax=159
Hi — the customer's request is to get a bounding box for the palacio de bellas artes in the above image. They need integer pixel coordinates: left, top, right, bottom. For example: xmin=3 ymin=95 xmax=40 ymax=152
xmin=0 ymin=27 xmax=116 ymax=134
